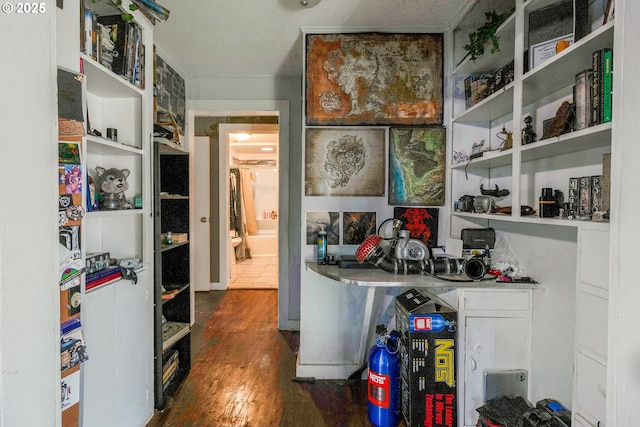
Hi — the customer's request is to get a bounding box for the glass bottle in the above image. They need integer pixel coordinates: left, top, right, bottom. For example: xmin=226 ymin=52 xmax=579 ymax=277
xmin=539 ymin=188 xmax=555 ymax=218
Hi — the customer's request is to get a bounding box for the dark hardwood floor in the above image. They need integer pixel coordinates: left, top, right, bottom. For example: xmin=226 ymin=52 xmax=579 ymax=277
xmin=146 ymin=289 xmax=384 ymax=427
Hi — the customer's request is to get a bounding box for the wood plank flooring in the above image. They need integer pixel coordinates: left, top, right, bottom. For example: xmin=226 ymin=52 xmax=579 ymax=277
xmin=146 ymin=289 xmax=380 ymax=427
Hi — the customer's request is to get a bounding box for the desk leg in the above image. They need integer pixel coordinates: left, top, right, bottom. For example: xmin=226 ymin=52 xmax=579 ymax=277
xmin=350 ymin=287 xmax=377 ymax=379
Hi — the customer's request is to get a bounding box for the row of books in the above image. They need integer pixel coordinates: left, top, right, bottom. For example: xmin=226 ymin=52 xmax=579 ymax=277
xmin=567 ymin=154 xmax=611 ymax=219
xmin=463 ymin=60 xmax=515 ymax=109
xmin=81 ymin=6 xmax=145 ymax=88
xmin=85 ymin=266 xmax=122 ymax=291
xmin=574 ymin=48 xmax=613 ymax=130
xmin=162 ymin=350 xmax=179 ymax=389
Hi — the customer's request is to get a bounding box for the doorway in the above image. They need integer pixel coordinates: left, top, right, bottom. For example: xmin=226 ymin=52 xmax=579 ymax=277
xmin=187 ymin=100 xmax=296 ymax=330
xmin=222 ymin=124 xmax=279 ymax=289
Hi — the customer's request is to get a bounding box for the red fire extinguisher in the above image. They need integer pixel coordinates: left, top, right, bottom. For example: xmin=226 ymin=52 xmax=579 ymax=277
xmin=368 ymin=324 xmax=401 ymax=427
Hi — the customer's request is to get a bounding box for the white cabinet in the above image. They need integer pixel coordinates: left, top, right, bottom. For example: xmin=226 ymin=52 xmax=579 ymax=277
xmin=451 ymin=289 xmax=532 ymax=427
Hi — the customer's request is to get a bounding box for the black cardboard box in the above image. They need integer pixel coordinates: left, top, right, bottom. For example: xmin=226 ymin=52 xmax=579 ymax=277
xmin=396 ymin=288 xmax=457 ymax=427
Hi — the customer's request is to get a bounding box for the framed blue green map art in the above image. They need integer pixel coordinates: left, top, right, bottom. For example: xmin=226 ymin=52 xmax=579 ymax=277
xmin=388 ymin=127 xmax=446 ymax=206
xmin=305 ymin=32 xmax=444 ymax=126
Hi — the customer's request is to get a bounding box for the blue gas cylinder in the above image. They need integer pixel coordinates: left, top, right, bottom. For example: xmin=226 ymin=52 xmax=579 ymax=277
xmin=367 ymin=332 xmax=401 ymax=427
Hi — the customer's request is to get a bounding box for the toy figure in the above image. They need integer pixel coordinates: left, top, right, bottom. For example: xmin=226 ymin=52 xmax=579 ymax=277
xmin=95 ymin=166 xmax=132 ymax=210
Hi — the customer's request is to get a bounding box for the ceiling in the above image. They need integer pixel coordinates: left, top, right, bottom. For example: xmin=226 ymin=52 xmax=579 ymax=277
xmin=153 ymin=0 xmax=471 ymax=79
xmin=229 ymin=132 xmax=279 ymax=162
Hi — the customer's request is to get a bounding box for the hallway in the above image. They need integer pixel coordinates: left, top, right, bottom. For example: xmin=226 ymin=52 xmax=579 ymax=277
xmin=146 ymin=289 xmax=379 ymax=427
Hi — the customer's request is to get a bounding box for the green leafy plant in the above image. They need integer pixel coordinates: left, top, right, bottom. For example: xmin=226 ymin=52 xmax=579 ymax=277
xmin=464 ymin=10 xmax=509 ymax=61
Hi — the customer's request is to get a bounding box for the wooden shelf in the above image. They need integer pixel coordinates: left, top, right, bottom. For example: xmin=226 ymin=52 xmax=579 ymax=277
xmin=452 ymin=212 xmax=610 ymax=231
xmin=86 ymin=134 xmax=143 ymax=155
xmin=162 ymin=321 xmax=190 ymax=352
xmin=81 ymin=53 xmax=144 ymax=98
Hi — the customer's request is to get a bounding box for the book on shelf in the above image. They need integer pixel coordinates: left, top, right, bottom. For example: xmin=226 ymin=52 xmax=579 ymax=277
xmin=574 ymin=69 xmax=592 ymax=131
xmin=161 ymin=289 xmax=180 ymax=300
xmin=602 ymin=49 xmax=613 ymax=123
xmin=578 ymin=176 xmax=592 ymax=218
xmin=464 ymin=74 xmax=491 ymax=109
xmin=591 ymin=175 xmax=603 ymax=214
xmin=162 ymin=350 xmax=179 ymax=387
xmin=591 ymin=49 xmax=600 ymax=126
xmin=86 ymin=266 xmax=122 ymax=290
xmin=591 ymin=48 xmax=613 ymax=126
xmin=567 ymin=177 xmax=578 ymax=219
xmin=162 ymin=321 xmax=190 ymax=350
xmin=86 ymin=265 xmax=121 ymax=282
xmin=602 ymin=153 xmax=611 ymax=212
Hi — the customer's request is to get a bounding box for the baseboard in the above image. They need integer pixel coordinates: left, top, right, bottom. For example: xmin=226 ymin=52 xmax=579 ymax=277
xmin=209 ymin=282 xmax=227 ymax=291
xmin=295 ymin=353 xmax=362 ymax=380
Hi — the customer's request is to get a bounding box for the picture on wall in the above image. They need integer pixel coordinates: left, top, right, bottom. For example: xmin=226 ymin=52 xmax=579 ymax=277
xmin=305 ymin=127 xmax=385 ymax=197
xmin=388 ymin=127 xmax=446 ymax=206
xmin=342 ymin=211 xmax=377 ymax=245
xmin=306 ymin=211 xmax=340 ymax=245
xmin=155 ymin=52 xmax=186 ymax=143
xmin=394 ymin=207 xmax=439 ymax=248
xmin=305 ymin=32 xmax=443 ymax=126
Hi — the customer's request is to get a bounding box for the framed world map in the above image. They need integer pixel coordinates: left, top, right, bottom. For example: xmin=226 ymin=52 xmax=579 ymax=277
xmin=305 ymin=32 xmax=443 ymax=126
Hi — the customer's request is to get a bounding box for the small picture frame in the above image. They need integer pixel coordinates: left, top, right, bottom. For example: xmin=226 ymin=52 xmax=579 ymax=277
xmin=603 ymin=0 xmax=614 ymax=25
xmin=529 ymin=34 xmax=574 ymax=70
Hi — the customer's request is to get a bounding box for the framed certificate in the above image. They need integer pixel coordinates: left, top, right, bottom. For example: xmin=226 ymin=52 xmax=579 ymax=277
xmin=529 ymin=34 xmax=574 ymax=70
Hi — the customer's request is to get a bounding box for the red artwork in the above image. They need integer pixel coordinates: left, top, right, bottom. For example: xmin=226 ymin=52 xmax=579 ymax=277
xmin=394 ymin=207 xmax=439 ymax=247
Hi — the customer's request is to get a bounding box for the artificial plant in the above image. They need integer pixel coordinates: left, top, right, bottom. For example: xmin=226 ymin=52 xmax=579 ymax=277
xmin=464 ymin=10 xmax=509 ymax=62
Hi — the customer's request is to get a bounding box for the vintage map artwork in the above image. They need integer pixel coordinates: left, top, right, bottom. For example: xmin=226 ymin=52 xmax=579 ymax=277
xmin=305 ymin=128 xmax=386 ymax=197
xmin=305 ymin=33 xmax=443 ymax=126
xmin=389 ymin=127 xmax=446 ymax=206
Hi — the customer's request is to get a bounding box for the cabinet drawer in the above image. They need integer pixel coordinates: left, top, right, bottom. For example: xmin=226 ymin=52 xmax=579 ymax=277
xmin=462 ymin=290 xmax=531 ymax=311
xmin=576 ymin=292 xmax=608 ymax=360
xmin=578 ymin=229 xmax=610 ymax=290
xmin=574 ymin=353 xmax=606 ymax=423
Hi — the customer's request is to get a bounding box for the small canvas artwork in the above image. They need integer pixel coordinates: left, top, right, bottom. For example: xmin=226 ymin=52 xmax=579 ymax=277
xmin=305 ymin=127 xmax=385 ymax=196
xmin=342 ymin=212 xmax=377 ymax=245
xmin=394 ymin=207 xmax=439 ymax=248
xmin=58 ymin=142 xmax=81 ymax=165
xmin=306 ymin=211 xmax=340 ymax=245
xmin=63 ymin=164 xmax=83 ymax=195
xmin=389 ymin=127 xmax=446 ymax=206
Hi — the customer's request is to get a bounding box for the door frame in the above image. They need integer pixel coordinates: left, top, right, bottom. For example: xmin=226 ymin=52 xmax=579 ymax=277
xmin=219 ymin=123 xmax=279 ymax=290
xmin=187 ymin=100 xmax=293 ymax=329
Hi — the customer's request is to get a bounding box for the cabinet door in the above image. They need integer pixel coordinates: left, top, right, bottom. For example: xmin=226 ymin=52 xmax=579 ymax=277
xmin=115 ymin=269 xmax=153 ymax=425
xmin=82 ymin=272 xmax=152 ymax=427
xmin=83 ymin=284 xmax=117 ymax=427
xmin=464 ymin=316 xmax=529 ymax=426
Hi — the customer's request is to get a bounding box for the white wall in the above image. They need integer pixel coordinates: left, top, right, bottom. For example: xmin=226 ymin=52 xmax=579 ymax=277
xmin=0 ymin=10 xmax=60 ymax=427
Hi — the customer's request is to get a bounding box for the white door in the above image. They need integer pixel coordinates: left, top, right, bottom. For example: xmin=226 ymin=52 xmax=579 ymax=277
xmin=193 ymin=136 xmax=215 ymax=291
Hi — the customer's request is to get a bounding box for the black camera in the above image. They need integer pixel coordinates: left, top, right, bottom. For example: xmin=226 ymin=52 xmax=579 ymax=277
xmin=458 ymin=195 xmax=475 ymax=212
